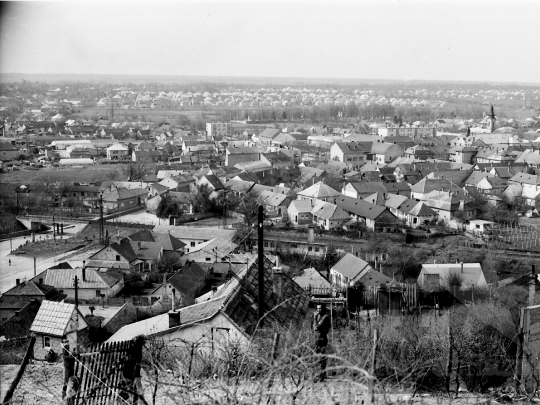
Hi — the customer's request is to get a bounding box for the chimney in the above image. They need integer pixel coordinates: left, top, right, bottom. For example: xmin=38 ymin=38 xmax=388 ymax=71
xmin=529 ymin=265 xmax=536 ymax=306
xmin=168 ymin=310 xmax=181 ymax=328
xmin=272 ymin=265 xmax=283 ymax=301
xmin=16 ymin=279 xmax=20 ymax=286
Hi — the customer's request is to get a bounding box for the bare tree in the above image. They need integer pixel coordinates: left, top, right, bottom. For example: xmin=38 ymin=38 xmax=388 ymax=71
xmin=121 ymin=162 xmax=148 ymax=181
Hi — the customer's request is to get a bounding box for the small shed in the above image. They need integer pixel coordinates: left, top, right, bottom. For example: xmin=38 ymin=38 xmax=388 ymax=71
xmin=29 ymin=300 xmax=88 ymax=359
xmin=467 ymin=220 xmax=495 ymax=235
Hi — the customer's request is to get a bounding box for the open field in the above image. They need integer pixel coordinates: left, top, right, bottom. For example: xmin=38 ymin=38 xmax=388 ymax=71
xmin=0 ymin=162 xmax=158 ymax=186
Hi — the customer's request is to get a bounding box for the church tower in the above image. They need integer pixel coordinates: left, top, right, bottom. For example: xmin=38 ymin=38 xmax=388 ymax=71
xmin=487 ymin=105 xmax=496 ymax=133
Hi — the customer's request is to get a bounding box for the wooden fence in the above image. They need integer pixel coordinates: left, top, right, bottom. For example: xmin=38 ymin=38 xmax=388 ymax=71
xmin=303 ymin=282 xmax=418 ymax=310
xmin=64 ymin=337 xmax=145 ymax=405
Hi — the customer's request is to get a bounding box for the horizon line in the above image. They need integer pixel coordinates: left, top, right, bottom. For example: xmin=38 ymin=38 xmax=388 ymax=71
xmin=1 ymin=72 xmax=539 ymax=87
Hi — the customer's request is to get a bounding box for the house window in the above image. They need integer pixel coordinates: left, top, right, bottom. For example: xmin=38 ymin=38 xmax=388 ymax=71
xmin=308 ymin=246 xmax=313 ymax=252
xmin=315 ymin=247 xmax=320 ymax=252
xmin=96 ymin=290 xmax=101 ymax=297
xmin=116 ymin=255 xmax=120 ymax=261
xmin=413 ymin=218 xmax=418 ymax=224
xmin=43 ymin=336 xmax=51 ymax=348
xmin=190 ymin=242 xmax=196 ymax=247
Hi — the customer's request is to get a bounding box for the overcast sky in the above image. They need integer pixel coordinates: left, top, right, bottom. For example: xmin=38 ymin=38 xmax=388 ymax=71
xmin=1 ymin=0 xmax=539 ymax=83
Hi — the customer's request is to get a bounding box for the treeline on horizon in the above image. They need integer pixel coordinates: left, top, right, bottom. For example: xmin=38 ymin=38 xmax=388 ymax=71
xmin=1 ymin=73 xmax=539 ymax=91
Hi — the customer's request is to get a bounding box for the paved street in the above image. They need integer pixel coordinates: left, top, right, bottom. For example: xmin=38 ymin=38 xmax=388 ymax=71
xmin=0 ymin=224 xmax=96 ymax=294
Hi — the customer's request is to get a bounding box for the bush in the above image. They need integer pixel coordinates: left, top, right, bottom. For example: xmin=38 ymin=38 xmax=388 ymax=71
xmin=45 ymin=349 xmax=59 ymax=363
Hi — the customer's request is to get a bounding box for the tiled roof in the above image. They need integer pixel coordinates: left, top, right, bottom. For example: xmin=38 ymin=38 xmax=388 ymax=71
xmin=153 ymin=226 xmax=237 ymax=242
xmin=298 ymin=181 xmax=341 ymax=199
xmin=410 ymin=178 xmax=454 ymax=193
xmin=293 ymin=268 xmax=331 ymax=290
xmin=30 ymin=300 xmax=76 ymax=337
xmin=289 ymin=199 xmax=312 ymax=213
xmin=311 ymin=200 xmax=350 ymax=221
xmin=384 ymin=194 xmax=409 ymax=210
xmin=227 ymin=146 xmax=259 ymax=154
xmin=508 ymin=172 xmax=540 ymax=185
xmin=154 ymin=233 xmax=186 ymax=250
xmin=42 ymin=267 xmax=115 ymax=289
xmin=168 ymin=262 xmax=209 ymax=298
xmin=347 ymin=181 xmax=387 ymax=195
xmin=127 ymin=229 xmax=155 ymax=242
xmin=201 ymin=174 xmax=224 ymax=190
xmin=102 ymin=187 xmax=137 ymax=202
xmin=408 ymin=201 xmax=436 ymax=216
xmin=421 ymin=263 xmax=486 ymax=287
xmin=335 ymin=195 xmax=387 ymax=220
xmin=259 ymin=190 xmax=289 ymax=207
xmin=107 ymin=294 xmax=228 ymax=343
xmin=258 ymin=128 xmax=282 ymax=139
xmin=331 ymin=253 xmax=371 ymax=281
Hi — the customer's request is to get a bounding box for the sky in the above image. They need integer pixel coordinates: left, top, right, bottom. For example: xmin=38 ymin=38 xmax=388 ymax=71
xmin=0 ymin=0 xmax=539 ymax=83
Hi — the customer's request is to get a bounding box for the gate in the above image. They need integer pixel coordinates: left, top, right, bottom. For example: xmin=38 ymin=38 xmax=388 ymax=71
xmin=63 ymin=337 xmax=145 ymax=404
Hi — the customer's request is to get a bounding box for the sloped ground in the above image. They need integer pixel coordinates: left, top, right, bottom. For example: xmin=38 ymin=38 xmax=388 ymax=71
xmin=1 ymin=363 xmax=518 ymax=405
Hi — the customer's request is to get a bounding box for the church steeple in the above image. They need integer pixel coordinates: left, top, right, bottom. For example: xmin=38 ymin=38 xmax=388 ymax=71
xmin=487 ymin=105 xmax=496 ymax=133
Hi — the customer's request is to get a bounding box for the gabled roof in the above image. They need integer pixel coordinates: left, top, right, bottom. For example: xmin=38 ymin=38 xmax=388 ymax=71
xmin=335 ymin=195 xmax=388 ymax=220
xmin=384 ymin=193 xmax=409 ymax=210
xmin=397 ymin=198 xmax=421 ymax=214
xmin=226 ymin=146 xmax=259 ymax=154
xmin=1 ymin=280 xmax=56 ymax=298
xmin=371 ymin=142 xmax=402 ymax=155
xmin=30 ymin=300 xmax=86 ymax=337
xmin=429 ymin=169 xmax=473 ymax=187
xmin=258 ymin=128 xmax=282 ymax=139
xmin=167 ymin=261 xmax=208 ymax=298
xmin=465 ymin=171 xmax=491 ymax=186
xmin=298 ymin=181 xmax=341 ymax=199
xmin=331 ymin=253 xmax=371 ymax=281
xmin=108 ymin=257 xmax=309 ymax=342
xmin=311 ymin=200 xmax=350 ymax=221
xmin=259 ymin=190 xmax=289 ymax=207
xmin=127 ymin=229 xmax=155 ymax=242
xmin=289 ymin=199 xmax=312 ymax=213
xmin=346 ymin=181 xmax=387 ymax=195
xmin=408 ymin=201 xmax=436 ymax=216
xmin=420 ymin=263 xmax=487 ymax=287
xmin=40 ymin=267 xmax=118 ymax=289
xmin=200 ymin=174 xmax=224 ymax=190
xmin=508 ymin=172 xmax=540 ymax=186
xmin=102 ymin=187 xmax=137 ymax=202
xmin=410 ymin=178 xmax=455 ymax=194
xmin=153 ymin=225 xmax=237 ymax=242
xmin=293 ymin=268 xmax=332 ymax=290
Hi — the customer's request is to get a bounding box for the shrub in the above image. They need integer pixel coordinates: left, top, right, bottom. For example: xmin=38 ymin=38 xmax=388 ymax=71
xmin=45 ymin=349 xmax=59 ymax=363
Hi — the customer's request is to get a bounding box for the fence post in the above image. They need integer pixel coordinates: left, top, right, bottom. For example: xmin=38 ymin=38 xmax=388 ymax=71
xmin=2 ymin=336 xmax=36 ymax=405
xmin=370 ymin=329 xmax=379 ymax=403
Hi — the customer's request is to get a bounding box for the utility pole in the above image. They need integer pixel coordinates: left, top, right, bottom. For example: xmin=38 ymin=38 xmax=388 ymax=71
xmin=73 ymin=276 xmax=79 ymax=308
xmin=258 ymin=205 xmax=264 ymax=327
xmin=99 ymin=192 xmax=105 ymax=245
